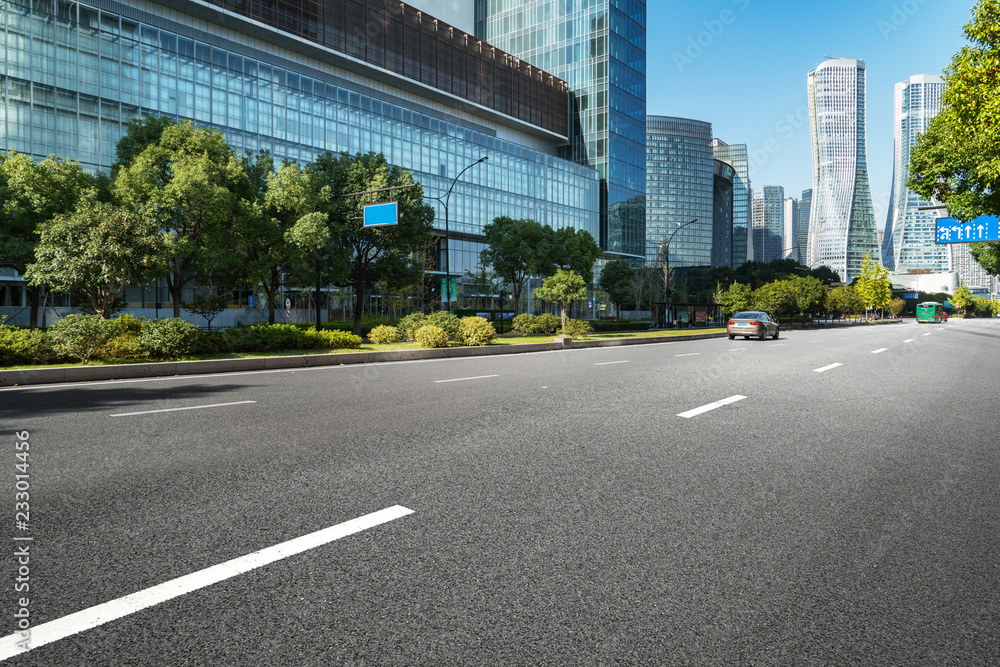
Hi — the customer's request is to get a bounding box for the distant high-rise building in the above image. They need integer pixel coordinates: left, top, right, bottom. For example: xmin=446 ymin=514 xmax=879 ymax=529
xmin=952 ymin=246 xmax=997 ymax=296
xmin=884 ymin=75 xmax=949 ymax=273
xmin=645 ymin=116 xmax=715 ymax=268
xmin=799 ymin=189 xmax=813 ymax=265
xmin=713 ymin=160 xmax=736 ymax=267
xmin=784 ymin=197 xmax=802 ymax=263
xmin=751 ymin=186 xmax=785 ymax=263
xmin=807 ymin=58 xmax=881 ymax=283
xmin=477 ymin=0 xmax=647 ymax=260
xmin=713 ymin=140 xmax=752 ymax=265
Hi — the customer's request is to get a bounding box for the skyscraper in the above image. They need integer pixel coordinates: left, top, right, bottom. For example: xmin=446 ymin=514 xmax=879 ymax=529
xmin=751 ymin=186 xmax=785 ymax=264
xmin=476 ymin=0 xmax=647 ymax=260
xmin=784 ymin=197 xmax=801 ymax=263
xmin=713 ymin=160 xmax=736 ymax=267
xmin=646 ymin=116 xmax=714 ymax=268
xmin=798 ymin=189 xmax=812 ymax=266
xmin=884 ymin=75 xmax=949 ymax=273
xmin=806 ymin=58 xmax=881 ymax=283
xmin=713 ymin=140 xmax=752 ymax=265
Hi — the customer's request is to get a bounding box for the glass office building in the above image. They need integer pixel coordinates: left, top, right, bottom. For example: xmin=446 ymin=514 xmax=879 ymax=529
xmin=645 ymin=116 xmax=714 ymax=268
xmin=807 ymin=58 xmax=880 ymax=284
xmin=476 ymin=0 xmax=647 ymax=260
xmin=798 ymin=189 xmax=812 ymax=266
xmin=783 ymin=196 xmax=801 ymax=263
xmin=751 ymin=186 xmax=785 ymax=264
xmin=713 ymin=139 xmax=751 ymax=266
xmin=0 ymin=0 xmax=600 ymax=290
xmin=884 ymin=74 xmax=949 ymax=273
xmin=712 ymin=160 xmax=735 ymax=268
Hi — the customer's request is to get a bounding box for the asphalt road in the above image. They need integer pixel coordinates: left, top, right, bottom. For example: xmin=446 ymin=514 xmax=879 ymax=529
xmin=2 ymin=318 xmax=999 ymax=665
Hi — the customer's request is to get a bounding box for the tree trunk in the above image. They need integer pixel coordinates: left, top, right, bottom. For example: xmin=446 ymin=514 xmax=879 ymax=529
xmin=169 ymin=268 xmax=183 ymax=319
xmin=27 ymin=285 xmax=42 ymax=330
xmin=315 ymin=270 xmax=322 ymax=332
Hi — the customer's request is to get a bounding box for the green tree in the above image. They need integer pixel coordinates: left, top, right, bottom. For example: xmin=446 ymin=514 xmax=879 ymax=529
xmin=855 ymin=252 xmax=892 ymax=319
xmin=952 ymin=283 xmax=976 ymax=316
xmin=787 ymin=275 xmax=828 ymax=325
xmin=112 ymin=115 xmax=177 ymax=173
xmin=551 ymin=226 xmax=601 ymax=283
xmin=479 ymin=217 xmax=558 ymax=316
xmin=827 ymin=285 xmax=864 ymax=321
xmin=887 ymin=297 xmax=906 ymax=318
xmin=241 ymin=155 xmax=339 ymax=324
xmin=753 ymin=280 xmax=796 ymax=320
xmin=0 ymin=151 xmax=95 ymax=328
xmin=311 ymin=152 xmax=434 ymax=335
xmin=535 ymin=269 xmax=587 ymax=329
xmin=25 ymin=197 xmax=166 ymax=319
xmin=113 ymin=120 xmax=247 ymax=318
xmin=720 ymin=282 xmax=754 ymax=316
xmin=908 ymin=1 xmax=1000 ymax=275
xmin=598 ymin=259 xmax=633 ymax=319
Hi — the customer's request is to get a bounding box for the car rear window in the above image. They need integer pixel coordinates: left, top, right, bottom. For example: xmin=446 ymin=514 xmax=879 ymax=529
xmin=733 ymin=312 xmax=759 ymax=319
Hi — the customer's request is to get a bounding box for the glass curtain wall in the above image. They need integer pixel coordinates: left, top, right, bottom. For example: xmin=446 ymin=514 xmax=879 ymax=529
xmin=0 ymin=0 xmax=600 ymax=283
xmin=476 ymin=0 xmax=647 ymax=260
xmin=645 ymin=116 xmax=714 ymax=268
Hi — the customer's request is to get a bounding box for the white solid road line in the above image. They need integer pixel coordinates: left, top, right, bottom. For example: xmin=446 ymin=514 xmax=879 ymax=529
xmin=109 ymin=400 xmax=256 ymax=417
xmin=0 ymin=505 xmax=414 ymax=661
xmin=814 ymin=363 xmax=843 ymax=373
xmin=594 ymin=360 xmax=630 ymax=366
xmin=677 ymin=395 xmax=747 ymax=419
xmin=433 ymin=374 xmax=499 ymax=383
xmin=871 ymin=348 xmax=888 ymax=354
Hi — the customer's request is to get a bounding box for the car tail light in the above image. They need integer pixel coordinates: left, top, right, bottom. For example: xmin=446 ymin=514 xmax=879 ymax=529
xmin=727 ymin=320 xmax=734 ymax=325
xmin=750 ymin=321 xmax=760 ymax=325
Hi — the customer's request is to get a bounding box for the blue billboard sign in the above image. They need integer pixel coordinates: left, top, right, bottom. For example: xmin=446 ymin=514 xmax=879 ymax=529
xmin=903 ymin=293 xmax=919 ymax=300
xmin=935 ymin=215 xmax=1000 ymax=244
xmin=363 ymin=202 xmax=399 ymax=227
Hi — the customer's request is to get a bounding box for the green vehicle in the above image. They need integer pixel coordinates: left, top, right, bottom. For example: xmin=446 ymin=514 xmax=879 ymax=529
xmin=916 ymin=302 xmax=945 ymax=323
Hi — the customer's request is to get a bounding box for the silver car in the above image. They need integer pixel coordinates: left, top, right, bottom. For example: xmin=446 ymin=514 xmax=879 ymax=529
xmin=727 ymin=311 xmax=779 ymax=340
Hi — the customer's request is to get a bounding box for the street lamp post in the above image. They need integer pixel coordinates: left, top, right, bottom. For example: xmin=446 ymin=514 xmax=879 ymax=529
xmin=662 ymin=219 xmax=698 ymax=328
xmin=425 ymin=156 xmax=489 ymax=310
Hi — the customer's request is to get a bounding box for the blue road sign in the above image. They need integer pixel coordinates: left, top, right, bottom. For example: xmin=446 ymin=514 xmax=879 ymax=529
xmin=363 ymin=202 xmax=399 ymax=227
xmin=936 ymin=215 xmax=1000 ymax=243
xmin=904 ymin=293 xmax=919 ymax=300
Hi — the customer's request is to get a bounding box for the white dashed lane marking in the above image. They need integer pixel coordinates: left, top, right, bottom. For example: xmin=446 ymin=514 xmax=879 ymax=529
xmin=814 ymin=363 xmax=843 ymax=373
xmin=677 ymin=395 xmax=747 ymax=419
xmin=0 ymin=506 xmax=414 ymax=660
xmin=110 ymin=401 xmax=256 ymax=417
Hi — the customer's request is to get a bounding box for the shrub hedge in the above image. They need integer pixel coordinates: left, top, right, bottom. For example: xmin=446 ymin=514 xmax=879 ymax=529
xmin=456 ymin=316 xmax=496 ymax=346
xmin=414 ymin=324 xmax=449 ymax=348
xmin=368 ymin=325 xmax=400 ymax=345
xmin=0 ymin=315 xmax=363 ymax=366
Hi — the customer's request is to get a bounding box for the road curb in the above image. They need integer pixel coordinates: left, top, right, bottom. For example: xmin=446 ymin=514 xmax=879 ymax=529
xmin=1 ymin=334 xmax=730 ymax=387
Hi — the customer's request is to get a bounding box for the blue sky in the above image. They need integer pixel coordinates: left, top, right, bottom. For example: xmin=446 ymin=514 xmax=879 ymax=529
xmin=646 ymin=0 xmax=975 ymax=228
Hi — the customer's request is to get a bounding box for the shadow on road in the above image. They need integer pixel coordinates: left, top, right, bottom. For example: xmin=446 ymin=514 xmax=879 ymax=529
xmin=3 ymin=383 xmax=251 ymax=419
